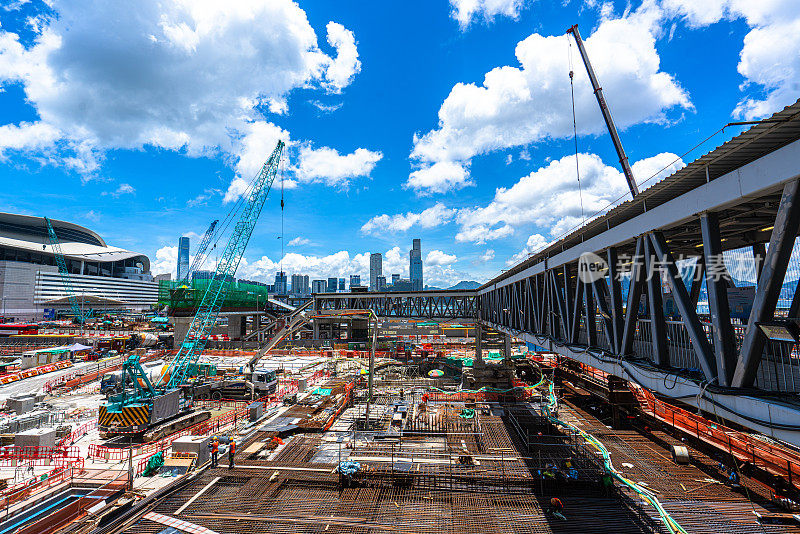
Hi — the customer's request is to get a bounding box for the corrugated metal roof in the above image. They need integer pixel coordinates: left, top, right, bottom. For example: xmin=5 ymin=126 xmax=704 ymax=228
xmin=483 ymin=99 xmax=800 ymax=288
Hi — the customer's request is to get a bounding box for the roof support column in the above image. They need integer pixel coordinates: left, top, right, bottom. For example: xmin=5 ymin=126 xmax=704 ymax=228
xmin=701 ymin=212 xmax=737 ymax=386
xmin=733 ymin=179 xmax=800 ymax=387
xmin=607 ymin=247 xmax=624 ymax=353
xmin=649 ymin=231 xmax=716 ymax=380
xmin=644 ymin=236 xmax=669 ymax=367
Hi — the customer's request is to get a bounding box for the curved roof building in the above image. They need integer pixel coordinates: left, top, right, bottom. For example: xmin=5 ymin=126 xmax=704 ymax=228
xmin=0 ymin=212 xmax=157 ymax=320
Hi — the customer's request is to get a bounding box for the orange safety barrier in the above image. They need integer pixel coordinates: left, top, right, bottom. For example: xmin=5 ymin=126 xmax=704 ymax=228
xmin=631 ymin=384 xmax=800 ymax=490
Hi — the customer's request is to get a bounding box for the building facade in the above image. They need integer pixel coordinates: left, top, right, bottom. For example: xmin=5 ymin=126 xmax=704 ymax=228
xmin=410 ymin=239 xmax=423 ymax=291
xmin=327 ymin=277 xmax=338 ymax=293
xmin=0 ymin=212 xmax=157 ymax=320
xmin=391 ymin=274 xmax=400 ymax=286
xmin=349 ymin=274 xmax=361 ymax=288
xmin=290 ymin=274 xmax=309 ymax=296
xmin=375 ymin=275 xmax=386 ymax=291
xmin=274 ymin=271 xmax=287 ymax=294
xmin=369 ymin=252 xmax=382 ymax=291
xmin=177 ymin=236 xmax=190 ymax=281
xmin=311 ymin=279 xmax=327 ymax=294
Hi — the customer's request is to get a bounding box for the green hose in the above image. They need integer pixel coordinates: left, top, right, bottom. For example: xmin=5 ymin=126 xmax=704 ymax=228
xmin=544 ymin=382 xmax=688 ymax=534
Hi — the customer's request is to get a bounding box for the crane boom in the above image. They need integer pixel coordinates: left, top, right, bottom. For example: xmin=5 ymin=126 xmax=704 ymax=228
xmin=44 ymin=217 xmax=89 ymax=323
xmin=567 ymin=24 xmax=639 ymax=198
xmin=160 ymin=140 xmax=285 ymax=390
xmin=181 ymin=219 xmax=218 ymax=284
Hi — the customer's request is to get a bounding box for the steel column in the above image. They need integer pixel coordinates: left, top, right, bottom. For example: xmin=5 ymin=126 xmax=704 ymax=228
xmin=644 ymin=236 xmax=669 ymax=367
xmin=733 ymin=179 xmax=800 ymax=387
xmin=701 ymin=212 xmax=738 ymax=386
xmin=607 ymin=247 xmax=624 ymax=353
xmin=620 ymin=237 xmax=645 ymax=357
xmin=649 ymin=231 xmax=716 ymax=380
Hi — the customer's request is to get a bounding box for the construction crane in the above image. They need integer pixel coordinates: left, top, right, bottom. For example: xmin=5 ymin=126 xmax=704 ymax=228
xmin=98 ymin=140 xmax=285 ymax=436
xmin=567 ymin=24 xmax=639 ymax=198
xmin=180 ymin=219 xmax=218 ymax=284
xmin=44 ymin=217 xmax=91 ymax=323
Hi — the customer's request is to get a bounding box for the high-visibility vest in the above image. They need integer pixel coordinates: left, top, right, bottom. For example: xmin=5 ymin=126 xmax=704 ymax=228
xmin=212 ymin=441 xmax=219 ymax=453
xmin=230 ymin=441 xmax=236 ymax=454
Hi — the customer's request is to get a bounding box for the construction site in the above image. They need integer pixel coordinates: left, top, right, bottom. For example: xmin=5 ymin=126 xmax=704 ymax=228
xmin=5 ymin=9 xmax=800 ymax=534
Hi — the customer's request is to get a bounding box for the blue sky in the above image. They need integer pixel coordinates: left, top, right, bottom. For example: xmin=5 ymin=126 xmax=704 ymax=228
xmin=0 ymin=0 xmax=798 ymax=287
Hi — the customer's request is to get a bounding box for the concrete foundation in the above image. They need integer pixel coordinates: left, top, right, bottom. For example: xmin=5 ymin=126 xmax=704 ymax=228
xmin=7 ymin=394 xmax=43 ymax=415
xmin=15 ymin=428 xmax=56 ymax=448
xmin=172 ymin=435 xmax=211 ymax=466
xmin=460 ymin=360 xmax=514 ymax=391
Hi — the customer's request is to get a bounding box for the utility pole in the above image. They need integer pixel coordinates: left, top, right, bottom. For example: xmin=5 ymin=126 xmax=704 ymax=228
xmin=567 ymin=24 xmax=639 ymax=198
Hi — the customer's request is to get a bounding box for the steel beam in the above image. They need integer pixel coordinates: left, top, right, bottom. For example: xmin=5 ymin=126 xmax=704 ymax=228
xmin=607 ymin=247 xmax=624 ymax=353
xmin=620 ymin=237 xmax=645 ymax=357
xmin=649 ymin=232 xmax=717 ymax=380
xmin=644 ymin=236 xmax=669 ymax=367
xmin=701 ymin=212 xmax=738 ymax=386
xmin=733 ymin=179 xmax=800 ymax=387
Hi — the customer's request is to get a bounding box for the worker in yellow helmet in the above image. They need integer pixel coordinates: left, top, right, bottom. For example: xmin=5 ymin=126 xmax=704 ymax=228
xmin=228 ymin=437 xmax=236 ymax=469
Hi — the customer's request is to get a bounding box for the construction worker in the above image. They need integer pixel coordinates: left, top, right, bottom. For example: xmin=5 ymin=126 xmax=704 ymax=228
xmin=546 ymin=497 xmax=566 ymax=520
xmin=211 ymin=437 xmax=219 ymax=468
xmin=228 ymin=438 xmax=236 ymax=469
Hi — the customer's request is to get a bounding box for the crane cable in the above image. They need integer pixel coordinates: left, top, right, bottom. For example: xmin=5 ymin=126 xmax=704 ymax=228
xmin=568 ymin=36 xmax=586 ymax=225
xmin=280 ymin=151 xmax=285 ymax=278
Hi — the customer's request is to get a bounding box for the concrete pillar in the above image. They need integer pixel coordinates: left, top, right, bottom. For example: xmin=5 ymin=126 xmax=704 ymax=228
xmin=313 ymin=320 xmax=320 ymax=341
xmin=503 ymin=333 xmax=512 ymax=363
xmin=226 ymin=315 xmax=243 ymax=341
xmin=174 ymin=316 xmax=192 ymax=345
xmin=254 ymin=314 xmax=261 ymax=342
xmin=475 ymin=324 xmax=483 ymax=362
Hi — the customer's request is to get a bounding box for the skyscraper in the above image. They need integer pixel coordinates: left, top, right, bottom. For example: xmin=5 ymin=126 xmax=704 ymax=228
xmin=391 ymin=274 xmax=400 ymax=286
xmin=327 ymin=277 xmax=338 ymax=292
xmin=311 ymin=279 xmax=327 ymax=293
xmin=376 ymin=275 xmax=386 ymax=291
xmin=350 ymin=274 xmax=361 ymax=287
xmin=274 ymin=271 xmax=287 ymax=294
xmin=410 ymin=239 xmax=423 ymax=291
xmin=177 ymin=236 xmax=190 ymax=281
xmin=369 ymin=253 xmax=382 ymax=291
xmin=290 ymin=274 xmax=309 ymax=295
xmin=338 ymin=278 xmax=345 ymax=291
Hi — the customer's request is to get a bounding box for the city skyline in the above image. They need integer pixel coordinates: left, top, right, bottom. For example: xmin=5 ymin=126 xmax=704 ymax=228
xmin=0 ymin=2 xmax=789 ymax=289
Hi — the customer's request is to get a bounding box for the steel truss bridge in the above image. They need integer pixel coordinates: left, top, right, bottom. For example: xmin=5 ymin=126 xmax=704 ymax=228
xmin=314 ymin=102 xmax=800 ymax=446
xmin=313 ymin=289 xmax=476 ymax=320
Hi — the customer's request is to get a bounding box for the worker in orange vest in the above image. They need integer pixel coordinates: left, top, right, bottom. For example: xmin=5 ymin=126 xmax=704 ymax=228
xmin=228 ymin=438 xmax=236 ymax=469
xmin=211 ymin=437 xmax=219 ymax=468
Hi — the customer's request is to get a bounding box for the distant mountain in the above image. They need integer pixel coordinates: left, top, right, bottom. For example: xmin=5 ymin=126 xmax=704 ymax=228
xmin=424 ymin=285 xmax=442 ymax=291
xmin=448 ymin=280 xmax=481 ymax=290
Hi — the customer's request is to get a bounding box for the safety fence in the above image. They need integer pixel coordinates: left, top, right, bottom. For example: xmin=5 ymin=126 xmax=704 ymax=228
xmin=0 ymin=446 xmax=85 ymax=472
xmin=57 ymin=420 xmax=96 ymax=446
xmin=631 ymin=384 xmax=800 ymax=490
xmin=0 ymin=465 xmax=76 ymax=513
xmin=0 ymin=360 xmax=72 ymax=386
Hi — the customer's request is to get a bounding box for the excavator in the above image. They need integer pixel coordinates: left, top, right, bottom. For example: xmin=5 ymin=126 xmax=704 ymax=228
xmin=98 ymin=141 xmax=285 ymax=439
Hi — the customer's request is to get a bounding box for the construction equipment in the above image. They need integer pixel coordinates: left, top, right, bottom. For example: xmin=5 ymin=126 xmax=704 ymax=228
xmin=566 ymin=24 xmax=638 ymax=198
xmin=99 ymin=140 xmax=285 ymax=435
xmin=44 ymin=217 xmax=92 ymax=323
xmin=181 ymin=219 xmax=218 ymax=284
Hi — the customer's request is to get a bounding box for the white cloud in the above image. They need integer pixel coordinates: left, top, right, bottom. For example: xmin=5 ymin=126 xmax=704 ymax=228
xmin=102 ymin=183 xmax=135 ymax=198
xmin=481 ymin=249 xmax=495 ymax=262
xmin=456 ymin=152 xmax=684 ymax=243
xmin=507 ymin=233 xmax=549 ymax=265
xmin=361 ymin=203 xmax=457 ymax=235
xmin=0 ymin=122 xmax=60 ymax=159
xmin=323 ymin=22 xmax=361 ymax=92
xmin=288 ymin=236 xmax=310 ymax=246
xmin=0 ymin=0 xmax=361 ymax=183
xmin=662 ymin=0 xmax=800 ymax=119
xmin=83 ymin=210 xmax=101 ymax=222
xmin=295 ymin=145 xmax=382 ymax=188
xmin=186 ymin=188 xmax=219 ymax=208
xmin=450 ymin=0 xmax=528 ymax=29
xmin=412 ymin=4 xmax=690 ymax=177
xmin=405 ymin=161 xmax=473 ymax=195
xmin=426 ymin=250 xmax=457 ymax=266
